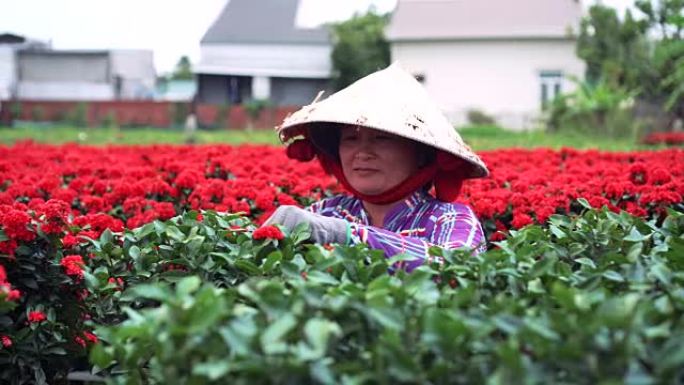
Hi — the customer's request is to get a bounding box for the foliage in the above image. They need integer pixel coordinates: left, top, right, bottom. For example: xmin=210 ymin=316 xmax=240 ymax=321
xmin=86 ymin=205 xmax=684 ymax=384
xmin=66 ymin=102 xmax=89 ymax=128
xmin=546 ymin=77 xmax=641 ymax=138
xmin=466 ymin=109 xmax=497 ymax=126
xmin=329 ymin=11 xmax=391 ymax=91
xmin=243 ymin=99 xmax=271 ymax=121
xmin=577 ymin=1 xmax=684 ymax=127
xmin=171 ymin=56 xmax=193 ymax=81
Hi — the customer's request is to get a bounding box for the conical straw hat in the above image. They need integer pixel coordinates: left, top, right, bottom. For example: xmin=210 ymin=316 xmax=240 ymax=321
xmin=277 ymin=62 xmax=489 ymax=179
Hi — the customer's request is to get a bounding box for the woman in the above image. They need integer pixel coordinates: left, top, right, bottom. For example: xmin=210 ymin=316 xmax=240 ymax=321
xmin=264 ymin=63 xmax=489 ymax=272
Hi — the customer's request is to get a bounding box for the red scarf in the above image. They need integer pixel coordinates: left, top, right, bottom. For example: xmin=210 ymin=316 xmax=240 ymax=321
xmin=286 ymin=139 xmax=465 ymax=203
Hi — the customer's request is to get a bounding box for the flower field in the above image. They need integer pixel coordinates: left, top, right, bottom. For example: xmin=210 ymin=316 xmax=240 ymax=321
xmin=1 ymin=141 xmax=684 ymax=384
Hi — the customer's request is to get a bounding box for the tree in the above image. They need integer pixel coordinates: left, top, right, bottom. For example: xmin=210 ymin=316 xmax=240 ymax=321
xmin=635 ymin=0 xmax=684 ymax=117
xmin=577 ymin=5 xmax=654 ymax=93
xmin=577 ymin=1 xmax=684 ymax=128
xmin=329 ymin=11 xmax=391 ymax=91
xmin=172 ymin=56 xmax=194 ymax=80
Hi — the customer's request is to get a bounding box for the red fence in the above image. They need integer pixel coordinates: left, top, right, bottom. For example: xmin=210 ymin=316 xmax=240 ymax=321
xmin=0 ymin=100 xmax=300 ymax=130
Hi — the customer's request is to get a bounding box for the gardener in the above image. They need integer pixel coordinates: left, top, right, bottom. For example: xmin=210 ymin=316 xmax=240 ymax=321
xmin=264 ymin=63 xmax=490 ymax=271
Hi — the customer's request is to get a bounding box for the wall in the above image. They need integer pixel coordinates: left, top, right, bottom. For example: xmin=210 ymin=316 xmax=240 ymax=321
xmin=0 ymin=100 xmax=299 ymax=130
xmin=391 ymin=39 xmax=585 ymax=130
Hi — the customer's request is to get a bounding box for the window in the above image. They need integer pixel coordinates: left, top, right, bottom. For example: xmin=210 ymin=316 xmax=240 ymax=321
xmin=540 ymin=70 xmax=562 ymax=109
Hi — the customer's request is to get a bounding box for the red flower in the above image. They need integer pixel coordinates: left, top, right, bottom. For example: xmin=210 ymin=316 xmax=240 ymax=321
xmin=253 ymin=225 xmax=284 ymax=241
xmin=62 ymin=234 xmax=80 ymax=248
xmin=83 ymin=331 xmax=98 ymax=344
xmin=28 ymin=310 xmax=46 ymax=323
xmin=74 ymin=336 xmax=86 ymax=348
xmin=1 ymin=335 xmax=11 ymax=348
xmin=7 ymin=289 xmax=21 ymax=301
xmin=60 ymin=255 xmax=85 ymax=278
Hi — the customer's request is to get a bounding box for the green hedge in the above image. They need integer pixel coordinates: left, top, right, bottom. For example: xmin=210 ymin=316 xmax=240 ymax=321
xmin=84 ymin=202 xmax=684 ymax=385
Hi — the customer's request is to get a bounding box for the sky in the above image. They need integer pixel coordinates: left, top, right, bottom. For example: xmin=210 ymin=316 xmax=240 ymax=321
xmin=1 ymin=0 xmax=635 ymax=75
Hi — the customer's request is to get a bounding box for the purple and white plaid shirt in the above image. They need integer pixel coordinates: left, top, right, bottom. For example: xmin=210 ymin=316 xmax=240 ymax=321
xmin=307 ymin=189 xmax=486 ymax=271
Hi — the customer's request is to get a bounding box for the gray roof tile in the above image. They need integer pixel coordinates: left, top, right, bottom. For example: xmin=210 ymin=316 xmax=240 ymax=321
xmin=201 ymin=0 xmax=330 ymax=45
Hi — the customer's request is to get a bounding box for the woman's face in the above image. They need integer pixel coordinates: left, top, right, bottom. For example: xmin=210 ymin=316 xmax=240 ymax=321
xmin=338 ymin=125 xmax=419 ymax=195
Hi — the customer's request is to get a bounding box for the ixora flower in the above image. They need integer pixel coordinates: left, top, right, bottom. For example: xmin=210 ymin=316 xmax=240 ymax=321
xmin=60 ymin=255 xmax=85 ymax=278
xmin=28 ymin=310 xmax=47 ymax=323
xmin=1 ymin=335 xmax=11 ymax=348
xmin=252 ymin=225 xmax=285 ymax=241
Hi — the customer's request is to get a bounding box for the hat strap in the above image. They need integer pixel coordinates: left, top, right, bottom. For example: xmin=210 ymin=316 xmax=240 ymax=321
xmin=318 ymin=154 xmax=440 ymax=205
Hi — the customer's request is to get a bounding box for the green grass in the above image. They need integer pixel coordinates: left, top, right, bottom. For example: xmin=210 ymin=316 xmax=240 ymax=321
xmin=0 ymin=122 xmax=659 ymax=151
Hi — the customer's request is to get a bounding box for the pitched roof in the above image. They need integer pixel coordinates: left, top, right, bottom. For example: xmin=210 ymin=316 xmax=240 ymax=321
xmin=201 ymin=0 xmax=329 ymax=45
xmin=386 ymin=0 xmax=582 ymax=41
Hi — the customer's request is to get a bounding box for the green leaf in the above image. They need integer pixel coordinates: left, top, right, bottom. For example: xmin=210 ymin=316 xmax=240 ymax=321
xmin=0 ymin=229 xmax=8 ymax=242
xmin=192 ymin=360 xmax=231 ymax=380
xmin=575 ymin=257 xmax=597 ymax=269
xmin=260 ymin=313 xmax=297 ymax=354
xmin=602 ymin=270 xmax=625 ymax=282
xmin=176 ymin=276 xmax=201 ymax=296
xmin=624 ymin=227 xmax=648 ymax=242
xmin=125 ymin=284 xmax=170 ymax=302
xmin=235 ymin=260 xmax=261 ymax=276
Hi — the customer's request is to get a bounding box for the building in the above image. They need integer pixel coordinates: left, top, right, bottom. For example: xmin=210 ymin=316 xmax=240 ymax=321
xmin=0 ymin=32 xmax=156 ymax=102
xmin=386 ymin=0 xmax=586 ymax=130
xmin=15 ymin=49 xmax=156 ymax=101
xmin=195 ymin=0 xmax=333 ymax=106
xmin=0 ymin=33 xmax=50 ymax=100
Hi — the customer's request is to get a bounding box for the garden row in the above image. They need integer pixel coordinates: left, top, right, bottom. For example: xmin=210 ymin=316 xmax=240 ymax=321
xmin=1 ymin=142 xmax=683 ymax=384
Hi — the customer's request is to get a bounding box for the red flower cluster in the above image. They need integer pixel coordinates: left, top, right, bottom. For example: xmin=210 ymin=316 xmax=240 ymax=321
xmin=27 ymin=310 xmax=46 ymax=323
xmin=253 ymin=225 xmax=285 ymax=241
xmin=60 ymin=255 xmax=85 ymax=278
xmin=0 ymin=265 xmax=20 ymax=302
xmin=0 ymin=142 xmax=682 ymax=243
xmin=642 ymin=132 xmax=684 ymax=146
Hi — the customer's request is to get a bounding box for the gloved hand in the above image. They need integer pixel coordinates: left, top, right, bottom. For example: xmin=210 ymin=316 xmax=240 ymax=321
xmin=263 ymin=205 xmax=350 ymax=245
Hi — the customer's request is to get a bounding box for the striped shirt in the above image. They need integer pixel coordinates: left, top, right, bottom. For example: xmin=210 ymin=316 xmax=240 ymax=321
xmin=307 ymin=189 xmax=486 ymax=272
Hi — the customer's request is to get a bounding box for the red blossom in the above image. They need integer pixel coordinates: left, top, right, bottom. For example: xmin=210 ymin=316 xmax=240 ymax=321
xmin=60 ymin=255 xmax=85 ymax=278
xmin=253 ymin=225 xmax=284 ymax=241
xmin=28 ymin=310 xmax=46 ymax=323
xmin=1 ymin=335 xmax=11 ymax=348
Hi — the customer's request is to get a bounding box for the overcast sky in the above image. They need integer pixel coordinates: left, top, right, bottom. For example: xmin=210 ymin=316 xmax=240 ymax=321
xmin=1 ymin=0 xmax=635 ymax=75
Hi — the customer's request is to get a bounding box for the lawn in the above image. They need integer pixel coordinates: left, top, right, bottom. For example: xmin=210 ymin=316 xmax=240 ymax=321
xmin=0 ymin=122 xmax=654 ymax=151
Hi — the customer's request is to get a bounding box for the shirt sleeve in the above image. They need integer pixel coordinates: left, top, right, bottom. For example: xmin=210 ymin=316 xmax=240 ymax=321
xmin=348 ymin=207 xmax=486 ymax=272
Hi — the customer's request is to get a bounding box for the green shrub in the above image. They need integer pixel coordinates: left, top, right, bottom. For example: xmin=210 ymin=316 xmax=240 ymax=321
xmin=466 ymin=109 xmax=497 ymax=126
xmin=89 ymin=204 xmax=684 ymax=384
xmin=547 ymin=77 xmax=643 ymax=139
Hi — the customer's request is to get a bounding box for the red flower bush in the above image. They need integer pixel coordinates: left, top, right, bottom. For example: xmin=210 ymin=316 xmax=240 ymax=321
xmin=641 ymin=131 xmax=684 ymax=146
xmin=253 ymin=225 xmax=285 ymax=241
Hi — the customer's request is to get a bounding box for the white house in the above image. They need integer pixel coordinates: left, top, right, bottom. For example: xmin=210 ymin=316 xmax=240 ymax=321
xmin=386 ymin=0 xmax=586 ymax=130
xmin=195 ymin=0 xmax=333 ymax=106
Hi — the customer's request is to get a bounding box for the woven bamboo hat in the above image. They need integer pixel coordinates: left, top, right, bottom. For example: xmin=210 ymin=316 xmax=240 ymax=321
xmin=276 ymin=62 xmax=488 ymax=180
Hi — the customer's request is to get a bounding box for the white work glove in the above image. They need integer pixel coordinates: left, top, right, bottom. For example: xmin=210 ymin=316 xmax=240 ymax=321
xmin=263 ymin=205 xmax=350 ymax=245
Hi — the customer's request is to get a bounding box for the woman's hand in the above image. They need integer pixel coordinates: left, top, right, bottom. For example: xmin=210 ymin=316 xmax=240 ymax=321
xmin=263 ymin=206 xmax=350 ymax=245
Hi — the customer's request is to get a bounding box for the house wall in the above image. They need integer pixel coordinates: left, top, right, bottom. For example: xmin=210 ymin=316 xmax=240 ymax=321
xmin=196 ymin=43 xmax=331 ymax=78
xmin=16 ymin=52 xmax=114 ymax=100
xmin=197 ymin=74 xmax=252 ymax=105
xmin=391 ymin=39 xmax=585 ymax=130
xmin=0 ymin=47 xmax=15 ymax=100
xmin=270 ymin=77 xmax=331 ymax=106
xmin=110 ymin=50 xmax=156 ymax=99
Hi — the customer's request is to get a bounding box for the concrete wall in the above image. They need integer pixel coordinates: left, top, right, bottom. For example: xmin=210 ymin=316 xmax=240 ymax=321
xmin=0 ymin=47 xmax=15 ymax=99
xmin=391 ymin=39 xmax=585 ymax=130
xmin=196 ymin=43 xmax=331 ymax=78
xmin=270 ymin=77 xmax=330 ymax=106
xmin=110 ymin=50 xmax=156 ymax=99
